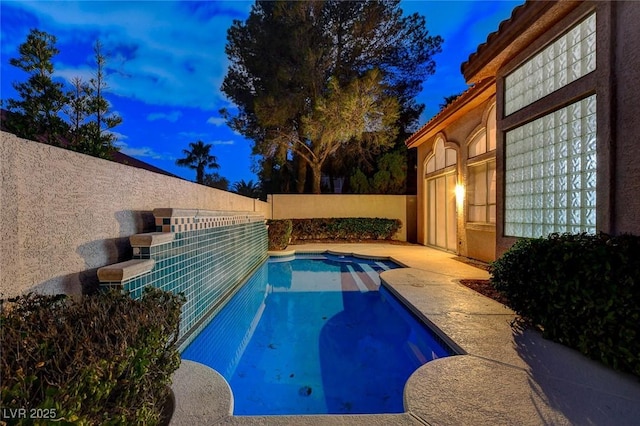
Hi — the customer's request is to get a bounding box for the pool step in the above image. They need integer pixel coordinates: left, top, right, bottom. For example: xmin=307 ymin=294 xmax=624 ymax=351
xmin=345 ymin=264 xmax=379 ymax=292
xmin=360 ymin=263 xmax=382 ymax=286
xmin=376 ymin=261 xmax=391 ymax=271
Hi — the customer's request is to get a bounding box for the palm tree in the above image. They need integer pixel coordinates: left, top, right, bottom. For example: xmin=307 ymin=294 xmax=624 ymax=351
xmin=176 ymin=140 xmax=219 ymax=184
xmin=232 ymin=179 xmax=261 ymax=198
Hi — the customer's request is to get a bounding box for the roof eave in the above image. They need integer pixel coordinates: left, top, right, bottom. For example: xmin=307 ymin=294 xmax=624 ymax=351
xmin=462 ymin=0 xmax=582 ymax=84
xmin=406 ymin=78 xmax=495 ymax=149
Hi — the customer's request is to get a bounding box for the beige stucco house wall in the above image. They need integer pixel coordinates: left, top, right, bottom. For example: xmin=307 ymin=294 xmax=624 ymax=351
xmin=407 ymin=79 xmax=496 ymax=262
xmin=464 ymin=0 xmax=640 ymax=256
xmin=408 ymin=0 xmax=640 ymax=261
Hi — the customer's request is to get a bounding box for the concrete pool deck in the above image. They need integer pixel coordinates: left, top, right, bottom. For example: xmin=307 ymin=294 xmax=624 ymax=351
xmin=170 ymin=243 xmax=640 ymax=425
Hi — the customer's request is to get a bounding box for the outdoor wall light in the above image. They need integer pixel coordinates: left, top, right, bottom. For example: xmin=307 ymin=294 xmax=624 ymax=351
xmin=455 ymin=183 xmax=465 ymax=204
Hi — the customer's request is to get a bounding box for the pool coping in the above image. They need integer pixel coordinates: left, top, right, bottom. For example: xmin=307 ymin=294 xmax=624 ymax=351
xmin=170 ymin=243 xmax=640 ymax=425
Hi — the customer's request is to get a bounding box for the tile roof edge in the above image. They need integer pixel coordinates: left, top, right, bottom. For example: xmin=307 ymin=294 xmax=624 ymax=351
xmin=405 ymin=78 xmax=494 ymax=148
xmin=461 ymin=0 xmax=561 ymax=82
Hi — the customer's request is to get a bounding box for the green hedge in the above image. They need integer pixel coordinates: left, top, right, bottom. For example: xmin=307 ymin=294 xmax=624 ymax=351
xmin=267 ymin=218 xmax=401 ymax=250
xmin=490 ymin=232 xmax=640 ymax=376
xmin=267 ymin=219 xmax=293 ymax=250
xmin=291 ymin=217 xmax=401 ymax=241
xmin=1 ymin=287 xmax=185 ymax=425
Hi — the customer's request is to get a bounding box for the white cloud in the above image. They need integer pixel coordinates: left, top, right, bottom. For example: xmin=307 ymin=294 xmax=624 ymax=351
xmin=11 ymin=1 xmax=253 ymax=110
xmin=54 ymin=65 xmax=94 ymax=84
xmin=176 ymin=132 xmax=234 ymax=146
xmin=206 ymin=116 xmax=226 ymax=126
xmin=211 ymin=140 xmax=234 ymax=146
xmin=147 ymin=111 xmax=182 ymax=122
xmin=178 ymin=132 xmax=236 ymax=145
xmin=118 ymin=141 xmax=165 ymax=160
xmin=109 ymin=131 xmax=129 ymax=142
xmin=178 ymin=131 xmax=208 ymax=141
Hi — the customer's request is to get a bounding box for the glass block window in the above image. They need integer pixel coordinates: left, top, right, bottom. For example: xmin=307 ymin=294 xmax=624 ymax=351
xmin=505 ymin=12 xmax=596 ymax=115
xmin=504 ymin=95 xmax=596 ymax=237
xmin=468 ymin=161 xmax=497 ymax=224
xmin=426 ymin=137 xmax=456 ymax=174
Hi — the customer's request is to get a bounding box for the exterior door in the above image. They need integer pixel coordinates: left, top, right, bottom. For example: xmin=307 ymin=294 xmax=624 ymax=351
xmin=427 ymin=172 xmax=457 ymax=252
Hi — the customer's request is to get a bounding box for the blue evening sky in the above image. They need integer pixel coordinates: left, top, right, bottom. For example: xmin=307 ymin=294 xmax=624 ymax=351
xmin=0 ymin=1 xmax=522 ymax=185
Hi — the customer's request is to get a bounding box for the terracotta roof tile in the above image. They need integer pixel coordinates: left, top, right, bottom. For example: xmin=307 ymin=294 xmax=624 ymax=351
xmin=461 ymin=1 xmax=580 ymax=83
xmin=461 ymin=1 xmax=529 ymax=78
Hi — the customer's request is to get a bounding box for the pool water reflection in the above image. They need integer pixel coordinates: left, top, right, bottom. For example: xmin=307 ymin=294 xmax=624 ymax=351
xmin=182 ymin=254 xmax=452 ymax=415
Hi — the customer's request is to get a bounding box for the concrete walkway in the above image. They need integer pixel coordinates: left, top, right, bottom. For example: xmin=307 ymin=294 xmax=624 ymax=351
xmin=170 ymin=243 xmax=640 ymax=425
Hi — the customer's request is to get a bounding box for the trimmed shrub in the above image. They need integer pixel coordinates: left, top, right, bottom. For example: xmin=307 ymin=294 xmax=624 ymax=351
xmin=291 ymin=217 xmax=401 ymax=241
xmin=490 ymin=232 xmax=640 ymax=376
xmin=1 ymin=287 xmax=185 ymax=425
xmin=267 ymin=219 xmax=293 ymax=250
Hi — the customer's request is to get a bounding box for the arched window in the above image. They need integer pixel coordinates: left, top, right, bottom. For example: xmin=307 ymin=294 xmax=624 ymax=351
xmin=468 ymin=104 xmax=496 ymax=158
xmin=426 ymin=136 xmax=456 ymax=174
xmin=467 ymin=104 xmax=497 ymax=224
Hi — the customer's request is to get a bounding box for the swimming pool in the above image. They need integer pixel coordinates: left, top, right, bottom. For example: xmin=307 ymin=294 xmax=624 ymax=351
xmin=182 ymin=254 xmax=453 ymax=415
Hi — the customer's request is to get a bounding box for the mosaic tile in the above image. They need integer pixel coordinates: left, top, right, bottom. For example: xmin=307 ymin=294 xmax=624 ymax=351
xmin=100 ymin=210 xmax=268 ymax=343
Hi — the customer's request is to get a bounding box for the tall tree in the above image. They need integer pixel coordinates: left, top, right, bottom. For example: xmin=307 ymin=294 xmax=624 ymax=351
xmin=5 ymin=32 xmax=122 ymax=159
xmin=349 ymin=148 xmax=407 ymax=194
xmin=257 ymin=156 xmax=297 ymax=194
xmin=176 ymin=140 xmax=220 ymax=184
xmin=65 ymin=41 xmax=122 ymax=158
xmin=82 ymin=40 xmax=122 ymax=158
xmin=66 ymin=76 xmax=91 ymax=149
xmin=254 ymin=68 xmax=399 ymax=193
xmin=5 ymin=29 xmax=68 ymax=145
xmin=221 ymin=0 xmax=442 ymax=193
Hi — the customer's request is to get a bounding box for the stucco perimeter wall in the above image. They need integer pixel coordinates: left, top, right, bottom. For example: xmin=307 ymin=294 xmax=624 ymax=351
xmin=268 ymin=194 xmax=416 ymax=242
xmin=0 ymin=132 xmax=270 ymax=298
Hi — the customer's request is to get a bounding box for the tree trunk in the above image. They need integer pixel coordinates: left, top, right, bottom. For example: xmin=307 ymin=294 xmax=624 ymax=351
xmin=295 ymin=157 xmax=306 ymax=193
xmin=311 ymin=163 xmax=322 ymax=194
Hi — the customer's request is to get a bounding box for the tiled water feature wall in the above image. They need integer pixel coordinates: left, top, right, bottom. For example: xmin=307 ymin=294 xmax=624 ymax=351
xmin=100 ymin=208 xmax=268 ymax=349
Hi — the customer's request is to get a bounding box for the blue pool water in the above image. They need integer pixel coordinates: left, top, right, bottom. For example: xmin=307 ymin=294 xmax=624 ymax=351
xmin=182 ymin=254 xmax=452 ymax=415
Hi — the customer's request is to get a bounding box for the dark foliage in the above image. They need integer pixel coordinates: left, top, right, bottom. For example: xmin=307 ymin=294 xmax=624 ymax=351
xmin=291 ymin=218 xmax=401 ymax=241
xmin=267 ymin=218 xmax=401 ymax=250
xmin=1 ymin=287 xmax=185 ymax=424
xmin=4 ymin=30 xmax=121 ymax=159
xmin=221 ymin=0 xmax=443 ymax=193
xmin=491 ymin=233 xmax=640 ymax=377
xmin=267 ymin=219 xmax=293 ymax=250
xmin=175 ymin=140 xmax=220 ymax=184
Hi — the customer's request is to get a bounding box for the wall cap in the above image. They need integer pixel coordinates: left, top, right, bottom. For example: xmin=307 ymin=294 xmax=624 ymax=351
xmin=130 ymin=232 xmax=175 ymax=248
xmin=97 ymin=259 xmax=155 ymax=283
xmin=153 ymin=208 xmax=263 ymax=218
